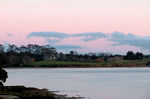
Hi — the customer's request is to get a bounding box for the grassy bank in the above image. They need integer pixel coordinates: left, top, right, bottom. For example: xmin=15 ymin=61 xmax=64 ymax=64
xmin=22 ymin=60 xmax=150 ymax=68
xmin=24 ymin=61 xmax=100 ymax=67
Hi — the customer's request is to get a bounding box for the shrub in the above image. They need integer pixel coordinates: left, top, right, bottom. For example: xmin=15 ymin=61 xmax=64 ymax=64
xmin=0 ymin=67 xmax=8 ymax=87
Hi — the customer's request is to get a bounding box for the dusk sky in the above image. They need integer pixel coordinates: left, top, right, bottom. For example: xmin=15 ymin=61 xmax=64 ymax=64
xmin=0 ymin=0 xmax=150 ymax=54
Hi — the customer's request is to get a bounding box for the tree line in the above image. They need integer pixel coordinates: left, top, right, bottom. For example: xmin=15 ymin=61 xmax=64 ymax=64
xmin=0 ymin=44 xmax=148 ymax=66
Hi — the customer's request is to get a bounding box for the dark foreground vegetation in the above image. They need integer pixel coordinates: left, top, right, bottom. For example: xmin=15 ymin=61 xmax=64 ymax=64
xmin=0 ymin=44 xmax=150 ymax=67
xmin=0 ymin=86 xmax=80 ymax=99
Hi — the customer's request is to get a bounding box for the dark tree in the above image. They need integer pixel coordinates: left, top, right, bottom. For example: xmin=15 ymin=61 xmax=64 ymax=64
xmin=124 ymin=51 xmax=136 ymax=60
xmin=0 ymin=67 xmax=8 ymax=87
xmin=124 ymin=51 xmax=144 ymax=60
xmin=135 ymin=52 xmax=144 ymax=60
xmin=0 ymin=53 xmax=7 ymax=65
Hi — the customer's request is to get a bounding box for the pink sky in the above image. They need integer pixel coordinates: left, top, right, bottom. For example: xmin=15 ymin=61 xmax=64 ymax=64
xmin=0 ymin=0 xmax=150 ymax=54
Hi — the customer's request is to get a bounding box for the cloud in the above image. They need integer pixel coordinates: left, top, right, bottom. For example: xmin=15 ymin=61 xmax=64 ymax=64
xmin=109 ymin=31 xmax=150 ymax=50
xmin=46 ymin=38 xmax=62 ymax=45
xmin=54 ymin=44 xmax=82 ymax=50
xmin=27 ymin=31 xmax=107 ymax=42
xmin=7 ymin=33 xmax=13 ymax=36
xmin=73 ymin=32 xmax=107 ymax=41
xmin=27 ymin=32 xmax=70 ymax=38
xmin=45 ymin=38 xmax=82 ymax=51
xmin=27 ymin=31 xmax=150 ymax=51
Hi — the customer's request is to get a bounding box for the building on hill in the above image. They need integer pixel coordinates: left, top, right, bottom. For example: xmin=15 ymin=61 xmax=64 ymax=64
xmin=43 ymin=54 xmax=56 ymax=61
xmin=107 ymin=56 xmax=123 ymax=62
xmin=22 ymin=56 xmax=35 ymax=64
xmin=94 ymin=59 xmax=105 ymax=63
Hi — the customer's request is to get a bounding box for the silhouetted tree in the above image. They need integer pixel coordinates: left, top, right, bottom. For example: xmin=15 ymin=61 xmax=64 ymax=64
xmin=0 ymin=67 xmax=8 ymax=87
xmin=124 ymin=51 xmax=144 ymax=60
xmin=135 ymin=52 xmax=144 ymax=60
xmin=124 ymin=51 xmax=136 ymax=60
xmin=58 ymin=52 xmax=66 ymax=61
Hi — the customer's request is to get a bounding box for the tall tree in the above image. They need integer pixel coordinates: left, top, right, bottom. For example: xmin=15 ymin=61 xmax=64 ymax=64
xmin=135 ymin=52 xmax=144 ymax=60
xmin=125 ymin=51 xmax=136 ymax=60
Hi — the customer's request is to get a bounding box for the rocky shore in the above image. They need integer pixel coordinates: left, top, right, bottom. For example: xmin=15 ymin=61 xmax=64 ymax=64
xmin=0 ymin=86 xmax=83 ymax=99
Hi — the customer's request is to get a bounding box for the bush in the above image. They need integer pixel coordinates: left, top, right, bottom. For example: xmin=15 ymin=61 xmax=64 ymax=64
xmin=0 ymin=67 xmax=8 ymax=87
xmin=146 ymin=61 xmax=150 ymax=66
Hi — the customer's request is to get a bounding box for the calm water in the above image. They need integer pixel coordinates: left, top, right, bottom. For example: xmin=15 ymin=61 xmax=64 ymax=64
xmin=5 ymin=68 xmax=150 ymax=99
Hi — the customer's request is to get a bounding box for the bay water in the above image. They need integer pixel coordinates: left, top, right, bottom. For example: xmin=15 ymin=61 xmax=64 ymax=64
xmin=5 ymin=68 xmax=150 ymax=99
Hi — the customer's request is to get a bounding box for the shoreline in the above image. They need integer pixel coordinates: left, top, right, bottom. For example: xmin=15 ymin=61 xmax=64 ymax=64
xmin=3 ymin=65 xmax=148 ymax=69
xmin=2 ymin=59 xmax=149 ymax=68
xmin=0 ymin=86 xmax=83 ymax=99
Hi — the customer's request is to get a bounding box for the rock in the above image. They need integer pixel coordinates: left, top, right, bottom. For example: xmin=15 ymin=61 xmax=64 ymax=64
xmin=0 ymin=95 xmax=20 ymax=99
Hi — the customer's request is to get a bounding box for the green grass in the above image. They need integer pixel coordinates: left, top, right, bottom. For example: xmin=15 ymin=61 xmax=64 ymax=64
xmin=108 ymin=60 xmax=149 ymax=67
xmin=24 ymin=60 xmax=101 ymax=67
xmin=110 ymin=60 xmax=148 ymax=64
xmin=24 ymin=60 xmax=149 ymax=67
